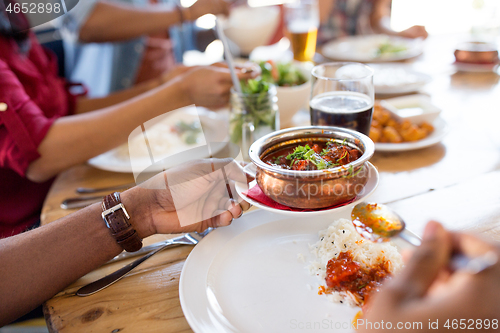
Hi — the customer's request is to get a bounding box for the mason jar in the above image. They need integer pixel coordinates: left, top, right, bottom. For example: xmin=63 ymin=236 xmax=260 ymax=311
xmin=229 ymin=86 xmax=280 ymax=160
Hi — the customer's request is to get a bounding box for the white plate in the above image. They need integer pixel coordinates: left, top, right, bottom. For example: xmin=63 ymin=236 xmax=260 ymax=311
xmin=379 ymin=94 xmax=441 ymax=124
xmin=454 ymin=62 xmax=499 ymax=73
xmin=179 ymin=209 xmax=415 ymax=333
xmin=235 ymin=162 xmax=379 ymax=217
xmin=88 ymin=107 xmax=229 ymax=173
xmin=322 ymin=35 xmax=424 ymax=63
xmin=370 ymin=64 xmax=432 ymax=94
xmin=375 ymin=117 xmax=449 ymax=152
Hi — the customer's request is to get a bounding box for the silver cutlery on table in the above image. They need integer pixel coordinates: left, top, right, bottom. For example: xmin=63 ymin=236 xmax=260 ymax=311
xmin=61 ymin=195 xmax=103 ymax=209
xmin=107 ymin=234 xmax=198 ymax=263
xmin=76 ymin=182 xmax=135 ymax=194
xmin=76 ymin=228 xmax=213 ymax=296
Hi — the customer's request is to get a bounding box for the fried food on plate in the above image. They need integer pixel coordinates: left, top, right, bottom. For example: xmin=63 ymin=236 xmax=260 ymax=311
xmin=369 ymin=104 xmax=434 ymax=143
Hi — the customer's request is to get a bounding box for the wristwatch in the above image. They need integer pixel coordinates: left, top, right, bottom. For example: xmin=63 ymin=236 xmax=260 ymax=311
xmin=101 ymin=192 xmax=143 ymax=252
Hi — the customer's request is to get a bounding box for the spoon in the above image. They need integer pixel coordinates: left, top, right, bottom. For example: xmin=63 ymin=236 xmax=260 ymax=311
xmin=215 ymin=17 xmax=242 ymax=94
xmin=351 ymin=202 xmax=498 ymax=274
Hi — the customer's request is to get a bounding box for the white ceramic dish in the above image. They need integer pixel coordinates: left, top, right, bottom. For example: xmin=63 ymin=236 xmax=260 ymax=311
xmin=454 ymin=62 xmax=499 ymax=73
xmin=370 ymin=64 xmax=432 ymax=94
xmin=235 ymin=162 xmax=379 ymax=217
xmin=375 ymin=117 xmax=449 ymax=152
xmin=322 ymin=35 xmax=424 ymax=63
xmin=275 ymin=62 xmax=313 ymax=127
xmin=88 ymin=107 xmax=228 ymax=173
xmin=222 ymin=6 xmax=280 ymax=55
xmin=179 ymin=209 xmax=415 ymax=333
xmin=379 ymin=94 xmax=441 ymax=124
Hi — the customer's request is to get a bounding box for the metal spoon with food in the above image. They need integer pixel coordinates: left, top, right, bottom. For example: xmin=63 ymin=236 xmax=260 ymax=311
xmin=351 ymin=202 xmax=498 ymax=274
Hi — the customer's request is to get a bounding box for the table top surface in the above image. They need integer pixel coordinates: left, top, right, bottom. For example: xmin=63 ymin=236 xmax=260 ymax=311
xmin=41 ymin=33 xmax=500 ymax=333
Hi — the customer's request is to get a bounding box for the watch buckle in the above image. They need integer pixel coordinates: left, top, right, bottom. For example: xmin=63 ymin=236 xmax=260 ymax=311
xmin=101 ymin=203 xmax=130 ymax=223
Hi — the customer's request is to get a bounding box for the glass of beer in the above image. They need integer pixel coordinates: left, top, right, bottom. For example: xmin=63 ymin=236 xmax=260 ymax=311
xmin=284 ymin=0 xmax=319 ymax=62
xmin=310 ymin=63 xmax=374 ymax=135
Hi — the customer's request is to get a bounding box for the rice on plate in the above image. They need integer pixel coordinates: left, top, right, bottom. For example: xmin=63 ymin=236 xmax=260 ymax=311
xmin=308 ymin=218 xmax=403 ymax=307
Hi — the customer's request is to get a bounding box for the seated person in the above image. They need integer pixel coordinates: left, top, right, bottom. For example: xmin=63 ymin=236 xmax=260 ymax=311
xmin=0 ymin=5 xmax=255 ymax=238
xmin=0 ymin=158 xmax=251 ymax=326
xmin=318 ymin=0 xmax=427 ymax=44
xmin=62 ymin=0 xmax=229 ymax=96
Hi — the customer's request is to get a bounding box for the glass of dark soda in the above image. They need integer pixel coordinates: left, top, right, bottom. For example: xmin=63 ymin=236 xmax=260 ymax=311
xmin=310 ymin=63 xmax=374 ymax=135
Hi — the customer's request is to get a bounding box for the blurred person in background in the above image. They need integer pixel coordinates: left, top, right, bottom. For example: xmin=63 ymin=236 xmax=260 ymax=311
xmin=62 ymin=0 xmax=229 ymax=96
xmin=0 ymin=1 xmax=256 ymax=239
xmin=318 ymin=0 xmax=428 ymax=44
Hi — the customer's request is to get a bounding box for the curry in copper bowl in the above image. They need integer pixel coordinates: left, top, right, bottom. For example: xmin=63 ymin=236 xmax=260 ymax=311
xmin=248 ymin=126 xmax=375 ymax=209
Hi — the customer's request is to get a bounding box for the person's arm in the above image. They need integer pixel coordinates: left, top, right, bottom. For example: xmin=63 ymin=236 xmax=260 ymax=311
xmin=370 ymin=0 xmax=428 ymax=39
xmin=0 ymin=159 xmax=249 ymax=326
xmin=75 ymin=62 xmax=258 ymax=114
xmin=75 ymin=65 xmax=193 ymax=113
xmin=79 ymin=0 xmax=229 ymax=43
xmin=26 ymin=66 xmax=254 ymax=183
xmin=318 ymin=0 xmax=335 ymax=24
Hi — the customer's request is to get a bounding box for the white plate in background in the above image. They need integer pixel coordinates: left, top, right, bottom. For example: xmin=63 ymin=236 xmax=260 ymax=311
xmin=322 ymin=35 xmax=424 ymax=63
xmin=370 ymin=63 xmax=432 ymax=94
xmin=375 ymin=117 xmax=450 ymax=152
xmin=88 ymin=107 xmax=229 ymax=173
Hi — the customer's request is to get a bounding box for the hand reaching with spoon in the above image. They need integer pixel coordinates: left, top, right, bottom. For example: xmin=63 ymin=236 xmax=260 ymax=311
xmin=357 ymin=221 xmax=500 ymax=333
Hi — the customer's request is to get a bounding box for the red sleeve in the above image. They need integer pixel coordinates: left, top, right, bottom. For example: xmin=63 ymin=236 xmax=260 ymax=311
xmin=0 ymin=60 xmax=57 ymax=177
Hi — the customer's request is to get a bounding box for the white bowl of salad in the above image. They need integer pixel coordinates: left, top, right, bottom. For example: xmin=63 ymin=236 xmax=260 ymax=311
xmin=259 ymin=61 xmax=311 ymax=127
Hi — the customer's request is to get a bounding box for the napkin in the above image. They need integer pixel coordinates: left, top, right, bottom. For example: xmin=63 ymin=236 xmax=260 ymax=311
xmin=243 ymin=184 xmax=356 ymax=212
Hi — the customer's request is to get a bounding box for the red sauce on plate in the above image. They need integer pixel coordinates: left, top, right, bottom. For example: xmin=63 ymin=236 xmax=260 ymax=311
xmin=323 ymin=251 xmax=392 ymax=305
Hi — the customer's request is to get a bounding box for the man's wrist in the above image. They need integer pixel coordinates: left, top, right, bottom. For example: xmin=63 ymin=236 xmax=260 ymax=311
xmin=120 ymin=186 xmax=156 ymax=239
xmin=174 ymin=73 xmax=194 ymax=106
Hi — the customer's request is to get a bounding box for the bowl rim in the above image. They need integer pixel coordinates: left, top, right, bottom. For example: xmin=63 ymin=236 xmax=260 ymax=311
xmin=275 ymin=80 xmax=311 ymax=91
xmin=248 ymin=126 xmax=375 ymax=177
xmin=311 ymin=62 xmax=374 ymax=82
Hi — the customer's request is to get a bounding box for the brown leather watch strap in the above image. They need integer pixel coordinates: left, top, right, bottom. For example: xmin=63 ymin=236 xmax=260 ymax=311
xmin=101 ymin=192 xmax=142 ymax=252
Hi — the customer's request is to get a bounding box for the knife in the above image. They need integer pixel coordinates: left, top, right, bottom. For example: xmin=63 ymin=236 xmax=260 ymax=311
xmin=107 ymin=234 xmax=192 ymax=264
xmin=60 ymin=195 xmax=103 ymax=209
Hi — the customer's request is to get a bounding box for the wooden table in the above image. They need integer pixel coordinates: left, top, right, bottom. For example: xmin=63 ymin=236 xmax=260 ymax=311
xmin=41 ymin=34 xmax=500 ymax=332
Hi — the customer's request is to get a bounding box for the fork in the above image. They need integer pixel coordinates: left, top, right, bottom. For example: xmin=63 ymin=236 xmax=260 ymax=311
xmin=76 ymin=228 xmax=213 ymax=296
xmin=76 ymin=182 xmax=135 ymax=194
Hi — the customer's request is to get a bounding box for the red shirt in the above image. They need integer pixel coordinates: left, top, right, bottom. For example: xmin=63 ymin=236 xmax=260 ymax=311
xmin=0 ymin=33 xmax=74 ymax=238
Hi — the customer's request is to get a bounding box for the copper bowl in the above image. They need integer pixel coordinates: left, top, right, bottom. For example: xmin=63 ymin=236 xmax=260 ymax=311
xmin=454 ymin=41 xmax=499 ymax=64
xmin=248 ymin=126 xmax=375 ymax=209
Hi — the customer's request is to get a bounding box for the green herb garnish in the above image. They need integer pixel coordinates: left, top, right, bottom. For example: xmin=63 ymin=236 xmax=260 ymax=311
xmin=342 ymin=165 xmax=364 ymax=179
xmin=285 ymin=145 xmax=336 ymax=170
xmin=273 ymin=155 xmax=284 ymax=164
xmin=173 ymin=120 xmax=201 ymax=145
xmin=376 ymin=42 xmax=407 ymax=56
xmin=286 ymin=145 xmax=311 ymax=161
xmin=337 ymin=151 xmax=348 ymax=162
xmin=229 ymin=78 xmax=276 ymax=145
xmin=259 ymin=61 xmax=307 ymax=87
